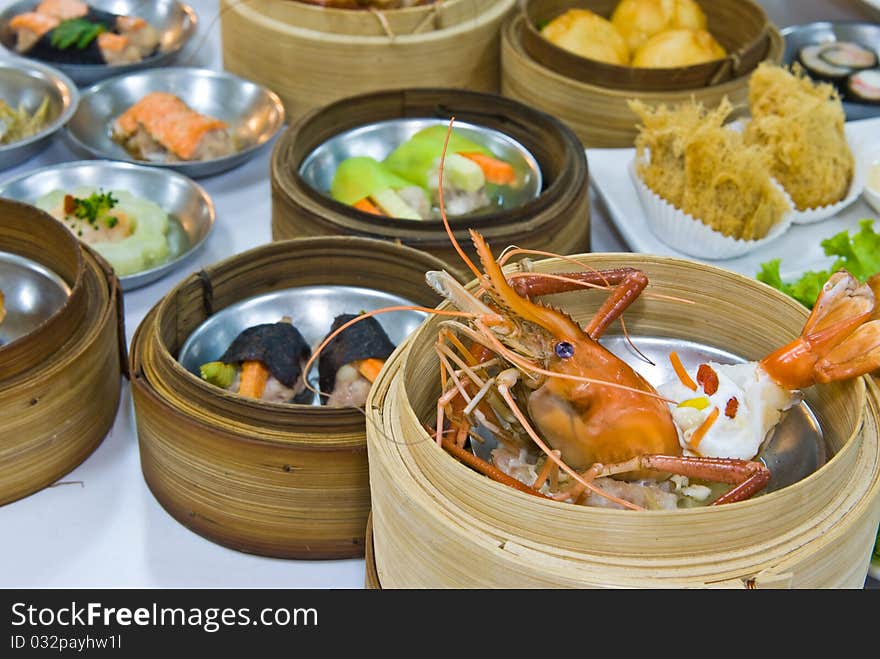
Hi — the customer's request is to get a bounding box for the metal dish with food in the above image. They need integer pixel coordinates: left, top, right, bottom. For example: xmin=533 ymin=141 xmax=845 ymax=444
xmin=0 ymin=58 xmax=78 ymax=170
xmin=0 ymin=159 xmax=214 ymax=290
xmin=178 ymin=285 xmax=425 ymax=407
xmin=64 ymin=67 xmax=285 ymax=178
xmin=0 ymin=0 xmax=197 ymax=86
xmin=299 ymin=118 xmax=542 ymax=221
xmin=782 ymin=21 xmax=880 ymax=121
xmin=0 ymin=250 xmax=70 ymax=347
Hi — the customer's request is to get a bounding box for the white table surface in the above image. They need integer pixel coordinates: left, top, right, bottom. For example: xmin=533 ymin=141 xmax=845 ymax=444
xmin=1 ymin=0 xmax=877 ymax=588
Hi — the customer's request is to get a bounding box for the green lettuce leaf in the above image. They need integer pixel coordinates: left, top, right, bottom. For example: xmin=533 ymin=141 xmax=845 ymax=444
xmin=756 ymin=219 xmax=880 ymax=308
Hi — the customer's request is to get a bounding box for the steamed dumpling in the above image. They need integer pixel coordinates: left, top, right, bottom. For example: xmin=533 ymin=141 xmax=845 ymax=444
xmin=611 ymin=0 xmax=708 ymax=53
xmin=541 ymin=9 xmax=629 ymax=65
xmin=632 ymin=28 xmax=726 ymax=68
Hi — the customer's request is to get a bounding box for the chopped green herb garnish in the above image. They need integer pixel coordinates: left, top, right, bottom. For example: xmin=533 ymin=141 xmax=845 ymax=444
xmin=50 ymin=18 xmax=106 ymax=50
xmin=757 ymin=219 xmax=880 ymax=308
xmin=66 ymin=191 xmax=118 ymax=226
xmin=105 ymin=216 xmax=119 ymax=229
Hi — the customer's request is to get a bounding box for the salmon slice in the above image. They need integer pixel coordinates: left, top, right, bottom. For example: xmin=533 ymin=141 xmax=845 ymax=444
xmin=97 ymin=32 xmax=141 ymax=65
xmin=112 ymin=92 xmax=231 ymax=161
xmin=35 ymin=0 xmax=88 ymax=20
xmin=9 ymin=12 xmax=59 ymax=51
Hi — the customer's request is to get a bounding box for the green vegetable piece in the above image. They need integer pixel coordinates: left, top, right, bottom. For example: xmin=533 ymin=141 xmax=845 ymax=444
xmin=200 ymin=361 xmax=236 ymax=389
xmin=756 ymin=219 xmax=880 ymax=308
xmin=329 ymin=156 xmax=414 ymax=205
xmin=370 ymin=188 xmax=422 ymax=220
xmin=50 ymin=19 xmax=106 ymax=51
xmin=432 ymin=153 xmax=485 ymax=193
xmin=383 ymin=126 xmax=493 ymax=188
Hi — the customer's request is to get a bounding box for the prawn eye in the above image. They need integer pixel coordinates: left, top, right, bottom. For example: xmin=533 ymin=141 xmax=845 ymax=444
xmin=555 ymin=342 xmax=574 ymax=359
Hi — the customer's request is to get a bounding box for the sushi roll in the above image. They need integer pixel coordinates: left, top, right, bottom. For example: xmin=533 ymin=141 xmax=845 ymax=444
xmin=798 ymin=41 xmax=879 ymax=84
xmin=847 ymin=69 xmax=880 ymax=104
xmin=797 ymin=43 xmax=853 ymax=81
xmin=318 ymin=314 xmax=396 ymax=407
xmin=111 ymin=93 xmax=236 ymax=162
xmin=200 ymin=319 xmax=313 ymax=404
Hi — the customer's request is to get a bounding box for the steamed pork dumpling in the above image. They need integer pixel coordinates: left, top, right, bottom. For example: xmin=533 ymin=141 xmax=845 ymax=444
xmin=611 ymin=0 xmax=707 ymax=53
xmin=540 ymin=9 xmax=629 ymax=65
xmin=632 ymin=28 xmax=725 ymax=68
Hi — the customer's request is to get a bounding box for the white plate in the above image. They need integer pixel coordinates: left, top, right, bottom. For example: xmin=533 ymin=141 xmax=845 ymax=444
xmin=588 ymin=116 xmax=880 ymax=279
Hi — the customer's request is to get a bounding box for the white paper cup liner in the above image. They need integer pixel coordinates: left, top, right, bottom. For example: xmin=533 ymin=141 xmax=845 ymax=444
xmin=787 ymin=126 xmax=866 ymax=224
xmin=629 ymin=158 xmax=793 ymax=260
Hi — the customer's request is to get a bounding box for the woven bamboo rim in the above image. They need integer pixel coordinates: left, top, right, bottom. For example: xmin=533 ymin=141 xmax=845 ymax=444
xmin=501 ymin=13 xmax=785 ymax=147
xmin=271 ymin=87 xmax=590 ymax=272
xmin=226 ymin=0 xmax=499 ymax=36
xmin=520 ymin=0 xmax=771 ymax=91
xmin=130 ymin=236 xmax=450 ymax=559
xmin=366 ymin=253 xmax=880 ymax=588
xmin=219 ymin=0 xmax=516 ymax=119
xmin=364 ymin=513 xmax=381 ymax=589
xmin=0 ymin=202 xmax=124 ymax=505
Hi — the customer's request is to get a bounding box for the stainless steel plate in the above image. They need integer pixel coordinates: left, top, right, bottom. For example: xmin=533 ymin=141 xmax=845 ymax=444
xmin=0 ymin=159 xmax=215 ymax=290
xmin=782 ymin=21 xmax=880 ymax=121
xmin=0 ymin=0 xmax=197 ymax=86
xmin=299 ymin=118 xmax=542 ymax=218
xmin=65 ymin=67 xmax=285 ymax=178
xmin=0 ymin=59 xmax=78 ymax=171
xmin=177 ymin=285 xmax=427 ymax=406
xmin=472 ymin=335 xmax=825 ymax=496
xmin=0 ymin=250 xmax=70 ymax=347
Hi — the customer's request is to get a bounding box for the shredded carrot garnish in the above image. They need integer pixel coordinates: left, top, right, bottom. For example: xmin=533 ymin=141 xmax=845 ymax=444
xmin=689 ymin=407 xmax=720 ymax=451
xmin=670 ymin=351 xmax=697 ymax=391
xmin=353 ymin=197 xmax=383 ymax=215
xmin=354 ymin=358 xmax=385 ymax=383
xmin=238 ymin=360 xmax=269 ymax=399
xmin=459 ymin=152 xmax=516 ymax=186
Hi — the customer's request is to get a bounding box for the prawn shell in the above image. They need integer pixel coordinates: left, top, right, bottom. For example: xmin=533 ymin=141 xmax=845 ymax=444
xmin=219 ymin=322 xmax=311 ymax=389
xmin=318 ymin=313 xmax=395 ymax=400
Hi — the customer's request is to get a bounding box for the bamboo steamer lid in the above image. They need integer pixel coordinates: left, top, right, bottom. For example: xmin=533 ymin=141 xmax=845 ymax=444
xmin=219 ymin=0 xmax=516 ymax=119
xmin=500 ymin=13 xmax=785 ymax=148
xmin=0 ymin=200 xmax=125 ymax=505
xmin=129 ymin=236 xmax=451 ymax=559
xmin=365 ymin=253 xmax=880 ymax=588
xmin=520 ymin=0 xmax=771 ymax=91
xmin=271 ymin=87 xmax=590 ymax=273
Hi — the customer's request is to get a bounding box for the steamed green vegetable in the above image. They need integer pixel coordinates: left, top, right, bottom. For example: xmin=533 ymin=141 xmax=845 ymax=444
xmin=200 ymin=361 xmax=236 ymax=388
xmin=384 ymin=126 xmax=493 ymax=187
xmin=757 ymin=219 xmax=880 ymax=308
xmin=329 ymin=156 xmax=413 ymax=205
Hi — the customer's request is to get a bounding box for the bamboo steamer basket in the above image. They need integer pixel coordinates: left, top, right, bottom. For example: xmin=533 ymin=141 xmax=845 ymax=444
xmin=271 ymin=88 xmax=590 ymax=273
xmin=129 ymin=236 xmax=450 ymax=559
xmin=520 ymin=0 xmax=771 ymax=91
xmin=366 ymin=253 xmax=880 ymax=588
xmin=219 ymin=0 xmax=516 ymax=119
xmin=0 ymin=200 xmax=125 ymax=505
xmin=501 ymin=13 xmax=785 ymax=147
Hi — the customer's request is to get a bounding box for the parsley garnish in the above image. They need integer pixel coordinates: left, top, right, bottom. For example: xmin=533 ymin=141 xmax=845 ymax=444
xmin=50 ymin=19 xmax=106 ymax=50
xmin=66 ymin=191 xmax=119 ymax=228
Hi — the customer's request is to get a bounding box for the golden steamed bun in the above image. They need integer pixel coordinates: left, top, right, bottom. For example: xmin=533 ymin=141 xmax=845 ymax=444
xmin=611 ymin=0 xmax=707 ymax=53
xmin=540 ymin=9 xmax=629 ymax=65
xmin=632 ymin=28 xmax=725 ymax=68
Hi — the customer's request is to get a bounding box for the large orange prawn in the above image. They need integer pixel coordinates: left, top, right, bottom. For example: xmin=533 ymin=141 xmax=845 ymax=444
xmin=305 ymin=119 xmax=880 ymax=511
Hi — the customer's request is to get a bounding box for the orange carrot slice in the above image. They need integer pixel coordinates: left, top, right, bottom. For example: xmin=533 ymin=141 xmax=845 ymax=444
xmin=459 ymin=152 xmax=516 ymax=186
xmin=689 ymin=407 xmax=719 ymax=452
xmin=670 ymin=351 xmax=697 ymax=391
xmin=353 ymin=197 xmax=383 ymax=215
xmin=238 ymin=360 xmax=269 ymax=399
xmin=354 ymin=358 xmax=385 ymax=383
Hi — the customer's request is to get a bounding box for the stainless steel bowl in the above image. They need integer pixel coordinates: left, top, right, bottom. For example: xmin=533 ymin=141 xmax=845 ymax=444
xmin=782 ymin=21 xmax=880 ymax=121
xmin=178 ymin=285 xmax=426 ymax=406
xmin=0 ymin=0 xmax=197 ymax=86
xmin=65 ymin=66 xmax=285 ymax=178
xmin=0 ymin=58 xmax=78 ymax=171
xmin=0 ymin=250 xmax=70 ymax=347
xmin=299 ymin=118 xmax=542 ymax=218
xmin=0 ymin=159 xmax=215 ymax=290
